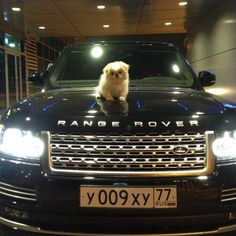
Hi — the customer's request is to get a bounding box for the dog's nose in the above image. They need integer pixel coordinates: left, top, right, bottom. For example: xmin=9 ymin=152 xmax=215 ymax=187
xmin=115 ymin=73 xmax=119 ymax=78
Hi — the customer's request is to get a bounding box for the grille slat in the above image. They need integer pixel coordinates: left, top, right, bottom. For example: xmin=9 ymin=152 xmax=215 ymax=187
xmin=221 ymin=188 xmax=236 ymax=203
xmin=50 ymin=133 xmax=206 ymax=173
xmin=0 ymin=181 xmax=36 ymax=202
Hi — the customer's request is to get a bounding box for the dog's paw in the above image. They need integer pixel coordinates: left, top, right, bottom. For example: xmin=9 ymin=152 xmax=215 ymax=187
xmin=119 ymin=96 xmax=126 ymax=102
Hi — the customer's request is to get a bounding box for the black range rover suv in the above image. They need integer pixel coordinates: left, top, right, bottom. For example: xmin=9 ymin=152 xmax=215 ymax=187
xmin=0 ymin=42 xmax=236 ymax=235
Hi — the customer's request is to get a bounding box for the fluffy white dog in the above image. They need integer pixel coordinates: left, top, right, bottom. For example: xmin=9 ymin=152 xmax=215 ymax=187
xmin=96 ymin=61 xmax=129 ymax=102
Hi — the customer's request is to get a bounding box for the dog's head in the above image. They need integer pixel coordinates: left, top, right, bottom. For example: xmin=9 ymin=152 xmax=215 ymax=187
xmin=103 ymin=61 xmax=129 ymax=81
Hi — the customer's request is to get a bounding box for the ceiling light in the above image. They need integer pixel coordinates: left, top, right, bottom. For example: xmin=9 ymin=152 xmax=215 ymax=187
xmin=9 ymin=43 xmax=16 ymax=48
xmin=38 ymin=26 xmax=46 ymax=30
xmin=97 ymin=5 xmax=105 ymax=9
xmin=12 ymin=7 xmax=21 ymax=12
xmin=164 ymin=22 xmax=172 ymax=26
xmin=103 ymin=24 xmax=110 ymax=28
xmin=179 ymin=2 xmax=188 ymax=6
xmin=172 ymin=64 xmax=180 ymax=73
xmin=91 ymin=46 xmax=103 ymax=58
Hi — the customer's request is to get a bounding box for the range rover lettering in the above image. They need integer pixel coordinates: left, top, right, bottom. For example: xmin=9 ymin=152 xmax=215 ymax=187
xmin=1 ymin=42 xmax=236 ymax=235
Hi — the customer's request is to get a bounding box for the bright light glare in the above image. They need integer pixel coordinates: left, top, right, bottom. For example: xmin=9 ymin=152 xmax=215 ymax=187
xmin=97 ymin=5 xmax=105 ymax=9
xmin=179 ymin=2 xmax=188 ymax=6
xmin=212 ymin=132 xmax=236 ymax=158
xmin=197 ymin=176 xmax=208 ymax=180
xmin=224 ymin=19 xmax=235 ymax=24
xmin=172 ymin=64 xmax=180 ymax=73
xmin=91 ymin=46 xmax=103 ymax=58
xmin=0 ymin=129 xmax=44 ymax=159
xmin=9 ymin=43 xmax=16 ymax=48
xmin=88 ymin=110 xmax=97 ymax=114
xmin=164 ymin=22 xmax=172 ymax=26
xmin=206 ymin=88 xmax=230 ymax=96
xmin=12 ymin=7 xmax=21 ymax=12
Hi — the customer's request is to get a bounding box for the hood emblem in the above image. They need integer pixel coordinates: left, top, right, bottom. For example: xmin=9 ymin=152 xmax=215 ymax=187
xmin=173 ymin=146 xmax=188 ymax=155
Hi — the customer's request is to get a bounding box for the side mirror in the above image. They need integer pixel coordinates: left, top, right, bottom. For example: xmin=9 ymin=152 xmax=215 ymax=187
xmin=198 ymin=71 xmax=216 ymax=87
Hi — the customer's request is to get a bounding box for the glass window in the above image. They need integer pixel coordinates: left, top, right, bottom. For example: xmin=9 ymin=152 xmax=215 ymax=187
xmin=50 ymin=38 xmax=55 ymax=48
xmin=55 ymin=39 xmax=60 ymax=51
xmin=0 ymin=31 xmax=4 ymax=46
xmin=37 ymin=58 xmax=43 ymax=71
xmin=37 ymin=43 xmax=43 ymax=57
xmin=50 ymin=49 xmax=55 ymax=61
xmin=44 ymin=38 xmax=50 ymax=46
xmin=4 ymin=33 xmax=21 ymax=51
xmin=21 ymin=40 xmax=25 ymax=52
xmin=0 ymin=49 xmax=6 ymax=109
xmin=21 ymin=56 xmax=26 ymax=98
xmin=7 ymin=54 xmax=17 ymax=106
xmin=43 ymin=45 xmax=49 ymax=59
xmin=49 ymin=43 xmax=196 ymax=89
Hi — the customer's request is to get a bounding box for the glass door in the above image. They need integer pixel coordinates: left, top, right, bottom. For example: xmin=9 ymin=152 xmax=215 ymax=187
xmin=6 ymin=53 xmax=22 ymax=107
xmin=0 ymin=49 xmax=6 ymax=111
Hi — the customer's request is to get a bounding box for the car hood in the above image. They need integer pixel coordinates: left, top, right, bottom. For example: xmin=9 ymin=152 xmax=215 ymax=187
xmin=1 ymin=88 xmax=236 ymax=132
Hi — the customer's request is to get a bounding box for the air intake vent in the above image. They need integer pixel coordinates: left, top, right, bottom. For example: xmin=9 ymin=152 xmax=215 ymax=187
xmin=221 ymin=188 xmax=236 ymax=203
xmin=0 ymin=181 xmax=36 ymax=202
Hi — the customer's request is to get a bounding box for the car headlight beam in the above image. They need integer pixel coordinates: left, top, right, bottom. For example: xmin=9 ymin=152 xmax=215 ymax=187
xmin=0 ymin=128 xmax=44 ymax=159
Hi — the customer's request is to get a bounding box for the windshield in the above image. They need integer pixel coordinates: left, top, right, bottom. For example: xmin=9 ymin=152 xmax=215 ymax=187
xmin=48 ymin=42 xmax=197 ymax=89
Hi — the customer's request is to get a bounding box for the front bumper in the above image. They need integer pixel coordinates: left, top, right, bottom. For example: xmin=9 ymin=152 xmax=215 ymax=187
xmin=1 ymin=215 xmax=236 ymax=236
xmin=1 ymin=156 xmax=236 ymax=235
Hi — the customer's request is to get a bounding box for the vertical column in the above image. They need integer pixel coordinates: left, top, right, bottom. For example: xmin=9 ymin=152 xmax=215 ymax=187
xmin=14 ymin=56 xmax=18 ymax=102
xmin=4 ymin=53 xmax=9 ymax=108
xmin=19 ymin=56 xmax=23 ymax=100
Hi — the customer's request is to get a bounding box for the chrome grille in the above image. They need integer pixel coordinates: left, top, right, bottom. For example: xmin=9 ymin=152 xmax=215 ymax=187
xmin=49 ymin=132 xmax=211 ymax=176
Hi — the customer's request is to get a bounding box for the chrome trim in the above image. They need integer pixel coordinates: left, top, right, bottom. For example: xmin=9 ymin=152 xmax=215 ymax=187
xmin=222 ymin=197 xmax=236 ymax=202
xmin=222 ymin=188 xmax=236 ymax=192
xmin=0 ymin=181 xmax=36 ymax=202
xmin=0 ymin=215 xmax=236 ymax=235
xmin=222 ymin=193 xmax=236 ymax=198
xmin=221 ymin=188 xmax=236 ymax=203
xmin=0 ymin=157 xmax=40 ymax=166
xmin=47 ymin=131 xmax=215 ymax=177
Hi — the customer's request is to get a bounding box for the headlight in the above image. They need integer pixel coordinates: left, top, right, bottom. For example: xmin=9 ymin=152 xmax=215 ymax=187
xmin=212 ymin=131 xmax=236 ymax=161
xmin=0 ymin=128 xmax=44 ymax=159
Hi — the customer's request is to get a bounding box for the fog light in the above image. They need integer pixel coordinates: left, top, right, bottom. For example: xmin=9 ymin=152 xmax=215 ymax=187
xmin=3 ymin=206 xmax=28 ymax=219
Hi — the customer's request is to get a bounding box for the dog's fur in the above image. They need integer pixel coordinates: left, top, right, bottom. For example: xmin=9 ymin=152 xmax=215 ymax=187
xmin=96 ymin=61 xmax=129 ymax=102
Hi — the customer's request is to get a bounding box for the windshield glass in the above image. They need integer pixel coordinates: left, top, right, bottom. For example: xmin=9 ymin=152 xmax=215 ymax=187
xmin=49 ymin=42 xmax=196 ymax=88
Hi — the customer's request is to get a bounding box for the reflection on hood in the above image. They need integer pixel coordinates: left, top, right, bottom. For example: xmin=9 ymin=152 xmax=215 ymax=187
xmin=97 ymin=98 xmax=128 ymax=116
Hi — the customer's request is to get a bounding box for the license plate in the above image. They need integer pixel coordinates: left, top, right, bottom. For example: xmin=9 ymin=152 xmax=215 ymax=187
xmin=80 ymin=186 xmax=177 ymax=208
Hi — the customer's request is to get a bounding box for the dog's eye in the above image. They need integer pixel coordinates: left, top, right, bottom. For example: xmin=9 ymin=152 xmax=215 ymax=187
xmin=118 ymin=71 xmax=122 ymax=74
xmin=111 ymin=72 xmax=114 ymax=75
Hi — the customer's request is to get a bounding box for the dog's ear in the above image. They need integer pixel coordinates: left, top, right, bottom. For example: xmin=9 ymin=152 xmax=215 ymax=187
xmin=103 ymin=64 xmax=110 ymax=74
xmin=119 ymin=61 xmax=130 ymax=72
